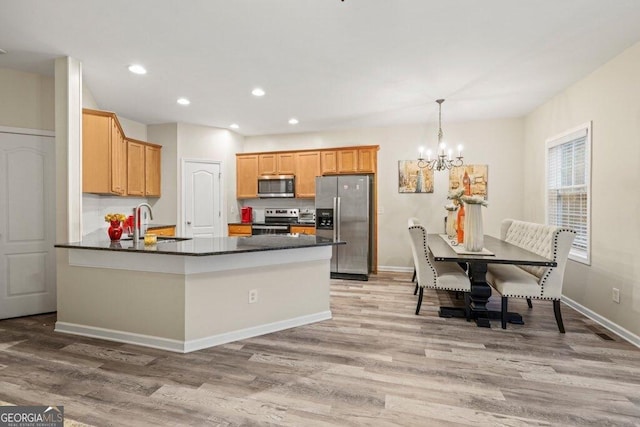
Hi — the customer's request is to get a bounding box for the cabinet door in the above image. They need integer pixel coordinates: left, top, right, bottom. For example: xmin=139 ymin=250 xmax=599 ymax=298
xmin=145 ymin=145 xmax=161 ymax=196
xmin=357 ymin=147 xmax=377 ymax=173
xmin=83 ymin=112 xmax=113 ymax=194
xmin=277 ymin=153 xmax=296 ymax=175
xmin=127 ymin=140 xmax=145 ymax=196
xmin=258 ymin=153 xmax=277 ymax=175
xmin=320 ymin=151 xmax=337 ymax=174
xmin=295 ymin=151 xmax=320 ymax=198
xmin=236 ymin=154 xmax=259 ymax=198
xmin=228 ymin=224 xmax=252 ymax=236
xmin=290 ymin=225 xmax=316 ymax=235
xmin=111 ymin=119 xmax=126 ymax=195
xmin=337 ymin=149 xmax=358 ymax=173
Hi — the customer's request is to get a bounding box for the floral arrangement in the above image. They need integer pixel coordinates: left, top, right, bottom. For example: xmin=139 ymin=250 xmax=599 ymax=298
xmin=104 ymin=213 xmax=126 ymax=223
xmin=461 ymin=194 xmax=488 ymax=206
xmin=447 ymin=188 xmax=464 ymax=205
xmin=444 ymin=203 xmax=458 ymax=211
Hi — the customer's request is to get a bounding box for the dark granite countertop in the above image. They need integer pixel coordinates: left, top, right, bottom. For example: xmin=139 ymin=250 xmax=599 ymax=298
xmin=55 ymin=231 xmax=343 ymax=257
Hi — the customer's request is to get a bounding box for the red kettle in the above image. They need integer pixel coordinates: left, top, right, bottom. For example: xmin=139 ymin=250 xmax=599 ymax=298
xmin=241 ymin=207 xmax=253 ymax=223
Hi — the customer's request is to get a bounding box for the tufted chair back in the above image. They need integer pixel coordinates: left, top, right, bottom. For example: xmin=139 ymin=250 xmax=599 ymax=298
xmin=408 ymin=224 xmax=438 ymax=289
xmin=500 ymin=219 xmax=575 ymax=299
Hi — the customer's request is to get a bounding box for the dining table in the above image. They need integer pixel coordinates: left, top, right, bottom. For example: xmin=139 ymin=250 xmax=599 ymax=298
xmin=427 ymin=233 xmax=557 ymax=327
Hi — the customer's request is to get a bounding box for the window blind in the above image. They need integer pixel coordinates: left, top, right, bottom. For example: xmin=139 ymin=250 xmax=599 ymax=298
xmin=547 ymin=129 xmax=589 ymax=261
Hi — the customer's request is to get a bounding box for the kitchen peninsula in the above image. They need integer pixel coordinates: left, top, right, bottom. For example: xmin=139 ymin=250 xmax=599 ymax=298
xmin=55 ymin=234 xmax=343 ymax=353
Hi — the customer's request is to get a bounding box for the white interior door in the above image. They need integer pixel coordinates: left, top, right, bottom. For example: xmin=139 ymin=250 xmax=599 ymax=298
xmin=183 ymin=160 xmax=222 ymax=238
xmin=0 ymin=130 xmax=56 ymax=319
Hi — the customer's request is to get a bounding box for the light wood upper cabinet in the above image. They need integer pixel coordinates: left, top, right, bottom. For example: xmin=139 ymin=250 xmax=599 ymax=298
xmin=83 ymin=109 xmax=127 ymax=195
xmin=258 ymin=152 xmax=295 ymax=175
xmin=295 ymin=151 xmax=321 ymax=198
xmin=127 ymin=139 xmax=162 ymax=197
xmin=277 ymin=153 xmax=296 ymax=175
xmin=321 ymin=151 xmax=337 ymax=174
xmin=236 ymin=154 xmax=259 ymax=199
xmin=357 ymin=147 xmax=377 ymax=173
xmin=83 ymin=108 xmax=162 ymax=197
xmin=145 ymin=145 xmax=161 ymax=197
xmin=337 ymin=149 xmax=358 ymax=173
xmin=127 ymin=140 xmax=145 ymax=196
xmin=258 ymin=153 xmax=277 ymax=175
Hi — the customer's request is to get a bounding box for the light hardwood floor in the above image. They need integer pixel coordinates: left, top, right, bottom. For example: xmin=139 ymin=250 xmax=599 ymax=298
xmin=1 ymin=272 xmax=639 ymax=426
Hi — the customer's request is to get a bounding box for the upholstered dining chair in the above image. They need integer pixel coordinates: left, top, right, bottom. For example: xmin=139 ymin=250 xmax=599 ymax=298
xmin=408 ymin=217 xmax=420 ymax=295
xmin=408 ymin=223 xmax=471 ymax=317
xmin=486 ymin=219 xmax=575 ymax=332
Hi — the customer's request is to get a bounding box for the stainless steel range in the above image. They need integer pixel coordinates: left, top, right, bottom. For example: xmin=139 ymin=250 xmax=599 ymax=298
xmin=251 ymin=208 xmax=299 ymax=235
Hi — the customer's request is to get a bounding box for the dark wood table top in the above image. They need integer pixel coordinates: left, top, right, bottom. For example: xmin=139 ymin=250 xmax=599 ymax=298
xmin=427 ymin=234 xmax=556 ymax=267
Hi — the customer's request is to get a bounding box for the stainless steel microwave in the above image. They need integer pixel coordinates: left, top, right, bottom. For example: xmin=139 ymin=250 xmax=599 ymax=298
xmin=257 ymin=175 xmax=295 ymax=198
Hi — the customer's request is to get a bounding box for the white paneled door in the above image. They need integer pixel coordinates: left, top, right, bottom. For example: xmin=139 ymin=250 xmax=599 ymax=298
xmin=0 ymin=130 xmax=56 ymax=319
xmin=183 ymin=160 xmax=222 ymax=238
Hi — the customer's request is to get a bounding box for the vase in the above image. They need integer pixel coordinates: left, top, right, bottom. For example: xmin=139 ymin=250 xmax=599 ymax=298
xmin=463 ymin=203 xmax=484 ymax=252
xmin=108 ymin=220 xmax=123 ymax=241
xmin=446 ymin=210 xmax=457 ymax=238
xmin=456 ymin=203 xmax=465 ymax=244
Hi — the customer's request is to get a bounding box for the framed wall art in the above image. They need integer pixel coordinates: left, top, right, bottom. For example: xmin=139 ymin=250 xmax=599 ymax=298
xmin=398 ymin=160 xmax=434 ymax=193
xmin=449 ymin=164 xmax=488 ymax=199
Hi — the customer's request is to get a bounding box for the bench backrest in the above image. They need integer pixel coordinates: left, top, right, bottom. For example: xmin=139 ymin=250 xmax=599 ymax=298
xmin=500 ymin=219 xmax=575 ymax=299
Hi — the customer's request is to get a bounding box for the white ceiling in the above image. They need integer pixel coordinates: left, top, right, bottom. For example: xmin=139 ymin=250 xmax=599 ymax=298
xmin=2 ymin=0 xmax=640 ymax=136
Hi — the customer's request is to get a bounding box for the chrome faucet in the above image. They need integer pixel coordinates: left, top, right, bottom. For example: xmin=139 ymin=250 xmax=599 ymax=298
xmin=133 ymin=203 xmax=154 ymax=241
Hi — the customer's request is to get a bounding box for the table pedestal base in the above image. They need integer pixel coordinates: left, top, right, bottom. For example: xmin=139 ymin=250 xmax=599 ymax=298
xmin=438 ymin=306 xmax=524 ymax=328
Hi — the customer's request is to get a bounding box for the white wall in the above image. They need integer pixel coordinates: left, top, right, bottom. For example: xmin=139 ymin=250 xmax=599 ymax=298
xmin=0 ymin=68 xmax=54 ymax=130
xmin=148 ymin=123 xmax=179 ymax=225
xmin=176 ymin=124 xmax=244 ymax=231
xmin=524 ymin=40 xmax=640 ymax=338
xmin=246 ymin=118 xmax=525 ymax=269
xmin=80 ymin=84 xmax=153 ymax=235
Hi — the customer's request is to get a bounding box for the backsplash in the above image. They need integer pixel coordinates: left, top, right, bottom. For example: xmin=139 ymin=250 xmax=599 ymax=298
xmin=83 ymin=194 xmax=150 ymax=235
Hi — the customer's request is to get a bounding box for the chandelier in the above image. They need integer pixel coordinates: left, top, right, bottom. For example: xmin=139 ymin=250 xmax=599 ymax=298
xmin=417 ymin=99 xmax=464 ymax=171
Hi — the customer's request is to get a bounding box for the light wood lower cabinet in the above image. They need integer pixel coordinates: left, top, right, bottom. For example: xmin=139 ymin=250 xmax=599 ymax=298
xmin=228 ymin=224 xmax=252 ymax=236
xmin=290 ymin=225 xmax=316 ymax=235
xmin=148 ymin=226 xmax=175 ymax=236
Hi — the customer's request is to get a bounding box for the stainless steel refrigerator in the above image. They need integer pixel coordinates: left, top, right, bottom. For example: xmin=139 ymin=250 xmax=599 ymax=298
xmin=315 ymin=175 xmax=373 ymax=280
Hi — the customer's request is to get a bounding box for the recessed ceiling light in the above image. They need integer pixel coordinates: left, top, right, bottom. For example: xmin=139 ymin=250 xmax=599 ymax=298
xmin=230 ymin=123 xmax=239 ymax=129
xmin=251 ymin=88 xmax=265 ymax=97
xmin=177 ymin=97 xmax=190 ymax=105
xmin=128 ymin=64 xmax=147 ymax=75
xmin=0 ymin=48 xmax=7 ymax=55
xmin=288 ymin=118 xmax=299 ymax=125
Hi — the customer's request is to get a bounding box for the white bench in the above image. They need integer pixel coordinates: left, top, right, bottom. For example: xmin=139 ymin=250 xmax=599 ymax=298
xmin=486 ymin=219 xmax=575 ymax=332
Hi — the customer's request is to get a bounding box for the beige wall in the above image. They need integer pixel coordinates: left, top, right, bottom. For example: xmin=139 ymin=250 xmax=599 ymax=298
xmin=524 ymin=41 xmax=640 ymax=337
xmin=0 ymin=68 xmax=54 ymax=130
xmin=246 ymin=118 xmax=525 ymax=269
xmin=148 ymin=123 xmax=244 ymax=231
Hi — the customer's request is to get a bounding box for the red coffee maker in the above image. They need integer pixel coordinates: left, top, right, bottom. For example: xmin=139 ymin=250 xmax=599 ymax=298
xmin=241 ymin=207 xmax=253 ymax=223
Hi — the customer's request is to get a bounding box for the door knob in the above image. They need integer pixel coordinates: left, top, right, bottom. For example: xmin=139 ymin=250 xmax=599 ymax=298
xmin=187 ymin=221 xmax=192 ymax=225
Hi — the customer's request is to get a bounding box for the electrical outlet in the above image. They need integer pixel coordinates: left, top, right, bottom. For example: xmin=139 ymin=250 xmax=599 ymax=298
xmin=248 ymin=289 xmax=258 ymax=304
xmin=612 ymin=288 xmax=620 ymax=304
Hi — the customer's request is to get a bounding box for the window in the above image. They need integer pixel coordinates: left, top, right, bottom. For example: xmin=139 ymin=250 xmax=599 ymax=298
xmin=545 ymin=122 xmax=591 ymax=265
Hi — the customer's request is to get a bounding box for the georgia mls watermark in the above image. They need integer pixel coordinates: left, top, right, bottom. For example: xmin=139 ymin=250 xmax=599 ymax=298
xmin=0 ymin=406 xmax=63 ymax=427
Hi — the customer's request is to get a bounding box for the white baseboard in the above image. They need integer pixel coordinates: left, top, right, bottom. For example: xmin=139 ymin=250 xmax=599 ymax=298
xmin=378 ymin=265 xmax=413 ymax=273
xmin=55 ymin=322 xmax=185 ymax=352
xmin=562 ymin=295 xmax=640 ymax=348
xmin=184 ymin=311 xmax=332 ymax=353
xmin=55 ymin=310 xmax=332 ymax=353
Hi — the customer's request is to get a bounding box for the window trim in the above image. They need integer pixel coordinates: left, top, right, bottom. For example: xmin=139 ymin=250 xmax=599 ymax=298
xmin=544 ymin=121 xmax=592 ymax=265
